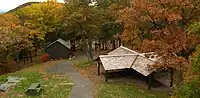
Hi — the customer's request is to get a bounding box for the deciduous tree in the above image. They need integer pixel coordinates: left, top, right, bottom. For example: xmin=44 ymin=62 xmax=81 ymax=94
xmin=118 ymin=0 xmax=200 ymax=71
xmin=15 ymin=1 xmax=64 ymax=42
xmin=62 ymin=2 xmax=104 ymax=60
xmin=0 ymin=14 xmax=32 ymax=62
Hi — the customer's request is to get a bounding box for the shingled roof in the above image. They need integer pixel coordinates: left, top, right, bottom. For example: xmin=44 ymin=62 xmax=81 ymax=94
xmin=46 ymin=38 xmax=71 ymax=49
xmin=99 ymin=46 xmax=157 ymax=76
xmin=108 ymin=46 xmax=140 ymax=55
xmin=99 ymin=54 xmax=138 ymax=70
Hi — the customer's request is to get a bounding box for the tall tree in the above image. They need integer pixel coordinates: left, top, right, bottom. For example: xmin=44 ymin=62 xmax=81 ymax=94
xmin=0 ymin=14 xmax=32 ymax=63
xmin=94 ymin=1 xmax=127 ymax=50
xmin=97 ymin=0 xmax=130 ymax=8
xmin=117 ymin=0 xmax=200 ymax=71
xmin=14 ymin=1 xmax=64 ymax=43
xmin=62 ymin=1 xmax=104 ymax=60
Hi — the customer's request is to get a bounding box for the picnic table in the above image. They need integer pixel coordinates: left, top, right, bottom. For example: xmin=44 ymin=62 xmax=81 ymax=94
xmin=25 ymin=83 xmax=42 ymax=96
xmin=0 ymin=76 xmax=25 ymax=92
xmin=6 ymin=76 xmax=24 ymax=83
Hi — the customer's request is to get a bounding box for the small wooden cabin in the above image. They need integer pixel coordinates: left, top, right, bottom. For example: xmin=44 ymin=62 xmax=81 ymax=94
xmin=45 ymin=38 xmax=71 ymax=59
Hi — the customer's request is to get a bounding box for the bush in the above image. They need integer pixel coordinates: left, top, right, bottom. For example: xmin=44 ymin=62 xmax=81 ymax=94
xmin=0 ymin=60 xmax=19 ymax=75
xmin=174 ymin=76 xmax=200 ymax=98
xmin=41 ymin=53 xmax=49 ymax=62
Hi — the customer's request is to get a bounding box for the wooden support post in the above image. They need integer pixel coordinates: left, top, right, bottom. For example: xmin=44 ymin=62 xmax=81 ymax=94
xmin=105 ymin=70 xmax=108 ymax=82
xmin=148 ymin=74 xmax=152 ymax=90
xmin=97 ymin=62 xmax=100 ymax=76
xmin=170 ymin=70 xmax=174 ymax=87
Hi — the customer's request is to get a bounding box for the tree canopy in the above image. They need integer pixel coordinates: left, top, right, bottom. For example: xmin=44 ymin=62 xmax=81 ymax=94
xmin=62 ymin=2 xmax=104 ymax=60
xmin=116 ymin=0 xmax=200 ymax=71
xmin=0 ymin=14 xmax=32 ymax=61
xmin=14 ymin=2 xmax=64 ymax=41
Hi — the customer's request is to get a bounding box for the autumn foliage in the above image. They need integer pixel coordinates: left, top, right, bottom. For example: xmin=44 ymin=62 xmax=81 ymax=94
xmin=15 ymin=2 xmax=64 ymax=41
xmin=41 ymin=53 xmax=49 ymax=62
xmin=109 ymin=1 xmax=200 ymax=96
xmin=115 ymin=0 xmax=200 ymax=71
xmin=0 ymin=14 xmax=33 ymax=63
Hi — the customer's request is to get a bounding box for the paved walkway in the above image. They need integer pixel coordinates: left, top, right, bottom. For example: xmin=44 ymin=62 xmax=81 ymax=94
xmin=46 ymin=61 xmax=93 ymax=98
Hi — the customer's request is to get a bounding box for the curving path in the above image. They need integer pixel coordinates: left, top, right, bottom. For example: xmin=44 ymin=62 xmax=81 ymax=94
xmin=46 ymin=61 xmax=93 ymax=98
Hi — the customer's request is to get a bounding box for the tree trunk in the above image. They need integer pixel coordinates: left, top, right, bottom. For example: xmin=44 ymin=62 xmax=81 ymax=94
xmin=122 ymin=40 xmax=125 ymax=46
xmin=101 ymin=40 xmax=103 ymax=50
xmin=175 ymin=8 xmax=184 ymax=87
xmin=112 ymin=40 xmax=116 ymax=50
xmin=87 ymin=38 xmax=93 ymax=60
xmin=29 ymin=51 xmax=32 ymax=63
xmin=34 ymin=48 xmax=37 ymax=56
xmin=119 ymin=38 xmax=121 ymax=47
xmin=81 ymin=42 xmax=84 ymax=51
xmin=16 ymin=53 xmax=20 ymax=64
xmin=180 ymin=8 xmax=185 ymax=32
xmin=105 ymin=40 xmax=108 ymax=50
xmin=83 ymin=40 xmax=87 ymax=53
xmin=102 ymin=40 xmax=105 ymax=50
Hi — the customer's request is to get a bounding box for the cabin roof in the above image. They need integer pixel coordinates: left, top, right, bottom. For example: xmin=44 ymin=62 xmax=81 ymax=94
xmin=46 ymin=38 xmax=71 ymax=49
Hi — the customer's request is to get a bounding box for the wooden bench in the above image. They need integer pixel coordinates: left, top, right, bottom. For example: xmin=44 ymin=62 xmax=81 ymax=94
xmin=25 ymin=83 xmax=42 ymax=95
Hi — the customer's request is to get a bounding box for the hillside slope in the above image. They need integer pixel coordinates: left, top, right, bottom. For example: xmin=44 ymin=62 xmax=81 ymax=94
xmin=7 ymin=2 xmax=39 ymax=13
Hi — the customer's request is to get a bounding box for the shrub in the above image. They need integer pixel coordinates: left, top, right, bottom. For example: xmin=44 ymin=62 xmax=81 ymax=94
xmin=174 ymin=76 xmax=200 ymax=98
xmin=41 ymin=53 xmax=49 ymax=62
xmin=0 ymin=60 xmax=19 ymax=75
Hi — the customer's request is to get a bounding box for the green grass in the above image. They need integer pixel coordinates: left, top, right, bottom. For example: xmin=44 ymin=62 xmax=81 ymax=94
xmin=72 ymin=59 xmax=95 ymax=68
xmin=0 ymin=60 xmax=73 ymax=98
xmin=96 ymin=83 xmax=169 ymax=98
xmin=19 ymin=60 xmax=64 ymax=72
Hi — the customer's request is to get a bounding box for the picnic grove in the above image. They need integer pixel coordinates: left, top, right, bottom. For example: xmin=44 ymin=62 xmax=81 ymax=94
xmin=0 ymin=0 xmax=200 ymax=98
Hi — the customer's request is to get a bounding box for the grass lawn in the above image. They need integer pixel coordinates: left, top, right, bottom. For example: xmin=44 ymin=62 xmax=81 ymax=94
xmin=72 ymin=59 xmax=95 ymax=68
xmin=0 ymin=60 xmax=73 ymax=98
xmin=96 ymin=83 xmax=169 ymax=98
